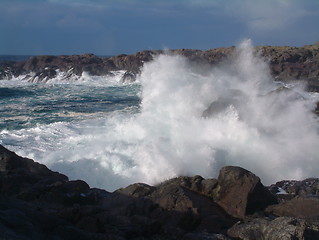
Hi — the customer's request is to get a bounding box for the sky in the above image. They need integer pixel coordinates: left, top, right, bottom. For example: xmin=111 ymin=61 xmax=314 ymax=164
xmin=1 ymin=0 xmax=319 ymax=56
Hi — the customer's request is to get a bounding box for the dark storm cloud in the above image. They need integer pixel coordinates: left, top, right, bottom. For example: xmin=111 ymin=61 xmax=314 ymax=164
xmin=1 ymin=0 xmax=318 ymax=55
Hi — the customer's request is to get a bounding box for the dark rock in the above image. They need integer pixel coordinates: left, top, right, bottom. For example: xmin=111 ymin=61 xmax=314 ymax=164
xmin=269 ymin=178 xmax=319 ymax=197
xmin=2 ymin=144 xmax=319 ymax=239
xmin=1 ymin=42 xmax=319 ymax=90
xmin=120 ymin=70 xmax=138 ymax=83
xmin=115 ymin=183 xmax=156 ymax=198
xmin=227 ymin=217 xmax=319 ymax=240
xmin=266 ymin=197 xmax=319 ymax=219
xmin=0 ymin=144 xmax=68 ymax=197
xmin=183 ymin=232 xmax=231 ymax=240
xmin=148 ymin=176 xmax=237 ymax=233
xmin=214 ymin=166 xmax=278 ymax=219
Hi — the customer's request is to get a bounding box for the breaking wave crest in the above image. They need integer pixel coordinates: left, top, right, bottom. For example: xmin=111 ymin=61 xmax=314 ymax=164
xmin=2 ymin=40 xmax=318 ymax=190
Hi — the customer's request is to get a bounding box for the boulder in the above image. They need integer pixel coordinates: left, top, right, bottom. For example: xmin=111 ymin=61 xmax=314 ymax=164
xmin=266 ymin=197 xmax=319 ymax=219
xmin=115 ymin=183 xmax=155 ymax=198
xmin=227 ymin=217 xmax=319 ymax=240
xmin=148 ymin=176 xmax=237 ymax=233
xmin=214 ymin=166 xmax=277 ymax=219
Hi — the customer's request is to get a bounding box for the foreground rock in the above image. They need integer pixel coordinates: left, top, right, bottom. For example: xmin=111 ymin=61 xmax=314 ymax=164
xmin=213 ymin=166 xmax=278 ymax=219
xmin=0 ymin=144 xmax=319 ymax=239
xmin=228 ymin=217 xmax=319 ymax=240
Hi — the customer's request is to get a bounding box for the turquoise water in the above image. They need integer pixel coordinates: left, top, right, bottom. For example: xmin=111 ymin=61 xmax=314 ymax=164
xmin=0 ymin=82 xmax=141 ymax=131
xmin=1 ymin=46 xmax=318 ymax=191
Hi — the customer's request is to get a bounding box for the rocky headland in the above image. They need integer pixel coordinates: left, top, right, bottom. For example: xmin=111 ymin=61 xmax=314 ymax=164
xmin=1 ymin=144 xmax=319 ymax=240
xmin=1 ymin=42 xmax=319 ymax=92
xmin=1 ymin=43 xmax=319 ymax=239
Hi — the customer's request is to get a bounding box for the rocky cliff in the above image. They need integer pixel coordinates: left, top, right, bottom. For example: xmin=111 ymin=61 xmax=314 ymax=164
xmin=1 ymin=144 xmax=319 ymax=240
xmin=1 ymin=42 xmax=319 ymax=91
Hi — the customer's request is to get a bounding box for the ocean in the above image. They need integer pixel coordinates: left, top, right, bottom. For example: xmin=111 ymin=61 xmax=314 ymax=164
xmin=1 ymin=41 xmax=319 ymax=191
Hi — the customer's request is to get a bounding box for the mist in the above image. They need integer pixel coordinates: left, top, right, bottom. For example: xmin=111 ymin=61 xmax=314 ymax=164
xmin=4 ymin=40 xmax=318 ymax=190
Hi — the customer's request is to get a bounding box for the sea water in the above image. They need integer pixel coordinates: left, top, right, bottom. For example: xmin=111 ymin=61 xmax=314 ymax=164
xmin=1 ymin=40 xmax=318 ymax=191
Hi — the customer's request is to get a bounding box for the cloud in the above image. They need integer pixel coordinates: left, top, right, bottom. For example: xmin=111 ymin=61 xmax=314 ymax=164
xmin=188 ymin=0 xmax=317 ymax=32
xmin=230 ymin=0 xmax=310 ymax=32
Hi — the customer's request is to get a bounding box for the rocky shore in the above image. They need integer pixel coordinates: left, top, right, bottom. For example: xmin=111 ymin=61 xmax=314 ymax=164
xmin=1 ymin=42 xmax=319 ymax=92
xmin=1 ymin=144 xmax=319 ymax=240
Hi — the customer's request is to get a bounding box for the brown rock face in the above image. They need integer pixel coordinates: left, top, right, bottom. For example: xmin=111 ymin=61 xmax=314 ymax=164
xmin=214 ymin=166 xmax=277 ymax=219
xmin=1 ymin=42 xmax=319 ymax=89
xmin=266 ymin=197 xmax=319 ymax=219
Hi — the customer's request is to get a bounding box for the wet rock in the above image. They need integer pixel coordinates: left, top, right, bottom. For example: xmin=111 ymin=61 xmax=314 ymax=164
xmin=120 ymin=70 xmax=138 ymax=83
xmin=214 ymin=166 xmax=278 ymax=219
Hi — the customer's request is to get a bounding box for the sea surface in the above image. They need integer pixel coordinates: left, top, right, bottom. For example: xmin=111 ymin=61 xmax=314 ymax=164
xmin=1 ymin=41 xmax=319 ymax=191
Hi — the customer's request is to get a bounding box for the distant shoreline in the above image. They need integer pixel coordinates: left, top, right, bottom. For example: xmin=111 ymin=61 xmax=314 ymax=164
xmin=0 ymin=55 xmax=33 ymax=62
xmin=0 ymin=55 xmax=112 ymax=62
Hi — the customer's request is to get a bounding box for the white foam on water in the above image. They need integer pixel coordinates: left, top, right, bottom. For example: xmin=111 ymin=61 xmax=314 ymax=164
xmin=1 ymin=40 xmax=318 ymax=191
xmin=0 ymin=70 xmax=127 ymax=87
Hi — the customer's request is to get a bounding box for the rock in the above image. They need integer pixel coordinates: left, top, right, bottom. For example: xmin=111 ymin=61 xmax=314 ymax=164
xmin=115 ymin=183 xmax=156 ymax=198
xmin=214 ymin=166 xmax=278 ymax=219
xmin=148 ymin=176 xmax=237 ymax=233
xmin=0 ymin=144 xmax=68 ymax=197
xmin=227 ymin=217 xmax=319 ymax=240
xmin=183 ymin=232 xmax=231 ymax=240
xmin=1 ymin=42 xmax=319 ymax=89
xmin=202 ymin=90 xmax=247 ymax=118
xmin=269 ymin=178 xmax=319 ymax=197
xmin=2 ymin=144 xmax=319 ymax=239
xmin=266 ymin=197 xmax=319 ymax=219
xmin=120 ymin=70 xmax=138 ymax=83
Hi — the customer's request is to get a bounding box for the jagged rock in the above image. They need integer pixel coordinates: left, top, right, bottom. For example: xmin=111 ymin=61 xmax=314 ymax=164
xmin=214 ymin=166 xmax=278 ymax=219
xmin=2 ymin=144 xmax=319 ymax=239
xmin=227 ymin=217 xmax=319 ymax=240
xmin=0 ymin=144 xmax=68 ymax=198
xmin=1 ymin=42 xmax=319 ymax=89
xmin=269 ymin=178 xmax=319 ymax=197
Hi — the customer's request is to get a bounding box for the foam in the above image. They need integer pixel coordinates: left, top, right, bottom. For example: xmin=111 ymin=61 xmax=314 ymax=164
xmin=1 ymin=40 xmax=318 ymax=190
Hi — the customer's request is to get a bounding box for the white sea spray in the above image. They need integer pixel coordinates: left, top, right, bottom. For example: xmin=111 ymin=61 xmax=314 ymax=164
xmin=1 ymin=40 xmax=318 ymax=190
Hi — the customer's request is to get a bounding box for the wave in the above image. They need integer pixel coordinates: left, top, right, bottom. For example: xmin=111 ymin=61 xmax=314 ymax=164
xmin=1 ymin=40 xmax=318 ymax=191
xmin=0 ymin=70 xmax=128 ymax=87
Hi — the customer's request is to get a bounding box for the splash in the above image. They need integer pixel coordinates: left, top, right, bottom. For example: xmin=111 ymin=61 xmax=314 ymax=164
xmin=128 ymin=39 xmax=319 ymax=186
xmin=2 ymin=40 xmax=318 ymax=190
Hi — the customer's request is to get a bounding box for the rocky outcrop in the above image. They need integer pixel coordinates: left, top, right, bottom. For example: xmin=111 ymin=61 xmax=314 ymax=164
xmin=1 ymin=42 xmax=319 ymax=88
xmin=228 ymin=217 xmax=319 ymax=240
xmin=0 ymin=144 xmax=319 ymax=239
